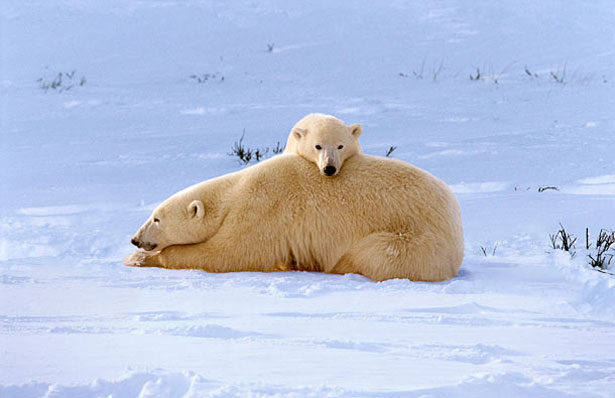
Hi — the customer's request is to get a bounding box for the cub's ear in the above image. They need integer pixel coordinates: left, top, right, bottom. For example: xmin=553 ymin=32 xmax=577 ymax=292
xmin=188 ymin=200 xmax=205 ymax=219
xmin=349 ymin=123 xmax=362 ymax=138
xmin=292 ymin=127 xmax=307 ymax=140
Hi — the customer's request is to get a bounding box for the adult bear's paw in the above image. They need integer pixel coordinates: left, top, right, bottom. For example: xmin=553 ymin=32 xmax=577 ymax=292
xmin=123 ymin=251 xmax=161 ymax=267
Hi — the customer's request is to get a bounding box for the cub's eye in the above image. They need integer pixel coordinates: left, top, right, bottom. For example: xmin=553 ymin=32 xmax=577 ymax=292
xmin=153 ymin=218 xmax=160 ymax=223
xmin=337 ymin=145 xmax=344 ymax=150
xmin=315 ymin=145 xmax=322 ymax=150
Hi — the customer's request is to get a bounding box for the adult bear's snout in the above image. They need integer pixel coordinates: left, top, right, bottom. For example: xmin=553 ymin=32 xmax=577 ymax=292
xmin=324 ymin=166 xmax=337 ymax=176
xmin=131 ymin=237 xmax=157 ymax=251
xmin=142 ymin=243 xmax=157 ymax=251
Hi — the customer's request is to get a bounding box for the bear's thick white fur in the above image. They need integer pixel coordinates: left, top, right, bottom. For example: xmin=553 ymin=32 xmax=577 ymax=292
xmin=126 ymin=154 xmax=464 ymax=282
xmin=283 ymin=113 xmax=362 ymax=176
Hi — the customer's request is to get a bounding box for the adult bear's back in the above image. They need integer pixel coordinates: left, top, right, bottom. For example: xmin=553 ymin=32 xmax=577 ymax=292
xmin=232 ymin=153 xmax=462 ymax=243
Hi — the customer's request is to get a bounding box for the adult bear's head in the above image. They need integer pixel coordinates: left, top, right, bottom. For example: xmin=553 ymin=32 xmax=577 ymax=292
xmin=130 ymin=181 xmax=225 ymax=252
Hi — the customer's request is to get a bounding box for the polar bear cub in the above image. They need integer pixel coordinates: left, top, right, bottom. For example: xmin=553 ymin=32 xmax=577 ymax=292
xmin=284 ymin=113 xmax=362 ymax=176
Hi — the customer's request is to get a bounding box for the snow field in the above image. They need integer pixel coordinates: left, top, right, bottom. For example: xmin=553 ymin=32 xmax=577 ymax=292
xmin=2 ymin=0 xmax=615 ymax=396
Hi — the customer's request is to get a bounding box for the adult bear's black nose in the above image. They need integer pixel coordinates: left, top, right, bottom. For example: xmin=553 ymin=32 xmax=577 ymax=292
xmin=131 ymin=237 xmax=140 ymax=248
xmin=324 ymin=166 xmax=337 ymax=176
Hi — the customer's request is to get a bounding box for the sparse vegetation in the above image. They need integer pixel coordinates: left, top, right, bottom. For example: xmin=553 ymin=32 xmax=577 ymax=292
xmin=548 ymin=225 xmax=615 ymax=274
xmin=229 ymin=131 xmax=285 ymax=165
xmin=550 ymin=223 xmax=577 ymax=257
xmin=190 ymin=73 xmax=224 ymax=83
xmin=431 ymin=61 xmax=443 ymax=82
xmin=524 ymin=63 xmax=584 ymax=84
xmin=229 ymin=131 xmax=252 ymax=164
xmin=271 ymin=141 xmax=285 ymax=154
xmin=512 ymin=185 xmax=561 ymax=193
xmin=550 ymin=63 xmax=567 ymax=84
xmin=468 ymin=63 xmax=515 ymax=84
xmin=401 ymin=62 xmax=585 ymax=85
xmin=385 ymin=146 xmax=397 ymax=157
xmin=37 ymin=70 xmax=86 ymax=92
xmin=480 ymin=243 xmax=498 ymax=257
xmin=588 ymin=229 xmax=615 ymax=273
xmin=399 ymin=60 xmax=444 ymax=82
xmin=550 ymin=71 xmax=564 ymax=83
xmin=524 ymin=66 xmax=539 ymax=78
xmin=412 ymin=60 xmax=425 ymax=80
xmin=470 ymin=67 xmax=482 ymax=82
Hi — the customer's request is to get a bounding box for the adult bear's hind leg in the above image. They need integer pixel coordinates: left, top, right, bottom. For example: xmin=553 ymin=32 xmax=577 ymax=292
xmin=330 ymin=231 xmax=457 ymax=282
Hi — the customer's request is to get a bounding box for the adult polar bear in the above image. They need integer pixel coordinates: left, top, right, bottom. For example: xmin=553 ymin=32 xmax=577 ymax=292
xmin=126 ymin=154 xmax=464 ymax=282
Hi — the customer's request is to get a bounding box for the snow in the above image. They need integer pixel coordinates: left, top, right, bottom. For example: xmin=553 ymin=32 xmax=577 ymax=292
xmin=2 ymin=0 xmax=615 ymax=396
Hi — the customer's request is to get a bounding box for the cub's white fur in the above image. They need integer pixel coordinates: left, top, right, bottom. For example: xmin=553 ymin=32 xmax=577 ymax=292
xmin=284 ymin=113 xmax=362 ymax=176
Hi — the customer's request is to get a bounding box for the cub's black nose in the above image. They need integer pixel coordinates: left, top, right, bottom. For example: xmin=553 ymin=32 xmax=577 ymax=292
xmin=131 ymin=237 xmax=140 ymax=247
xmin=324 ymin=166 xmax=337 ymax=176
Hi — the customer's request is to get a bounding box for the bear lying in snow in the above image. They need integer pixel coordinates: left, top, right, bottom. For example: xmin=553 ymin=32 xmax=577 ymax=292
xmin=284 ymin=113 xmax=362 ymax=176
xmin=125 ymin=153 xmax=464 ymax=282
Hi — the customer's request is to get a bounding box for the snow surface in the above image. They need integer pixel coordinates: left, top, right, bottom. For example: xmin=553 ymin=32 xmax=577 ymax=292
xmin=2 ymin=0 xmax=615 ymax=396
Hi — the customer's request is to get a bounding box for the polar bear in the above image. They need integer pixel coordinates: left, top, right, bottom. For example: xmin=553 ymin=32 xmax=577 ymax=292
xmin=284 ymin=113 xmax=362 ymax=176
xmin=126 ymin=154 xmax=464 ymax=282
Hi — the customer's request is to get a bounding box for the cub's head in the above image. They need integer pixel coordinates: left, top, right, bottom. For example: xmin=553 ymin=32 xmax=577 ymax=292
xmin=284 ymin=113 xmax=362 ymax=176
xmin=130 ymin=187 xmax=221 ymax=251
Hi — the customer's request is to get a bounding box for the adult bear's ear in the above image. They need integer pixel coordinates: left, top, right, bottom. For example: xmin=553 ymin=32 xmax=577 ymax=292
xmin=188 ymin=200 xmax=205 ymax=219
xmin=349 ymin=123 xmax=362 ymax=138
xmin=293 ymin=127 xmax=307 ymax=140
